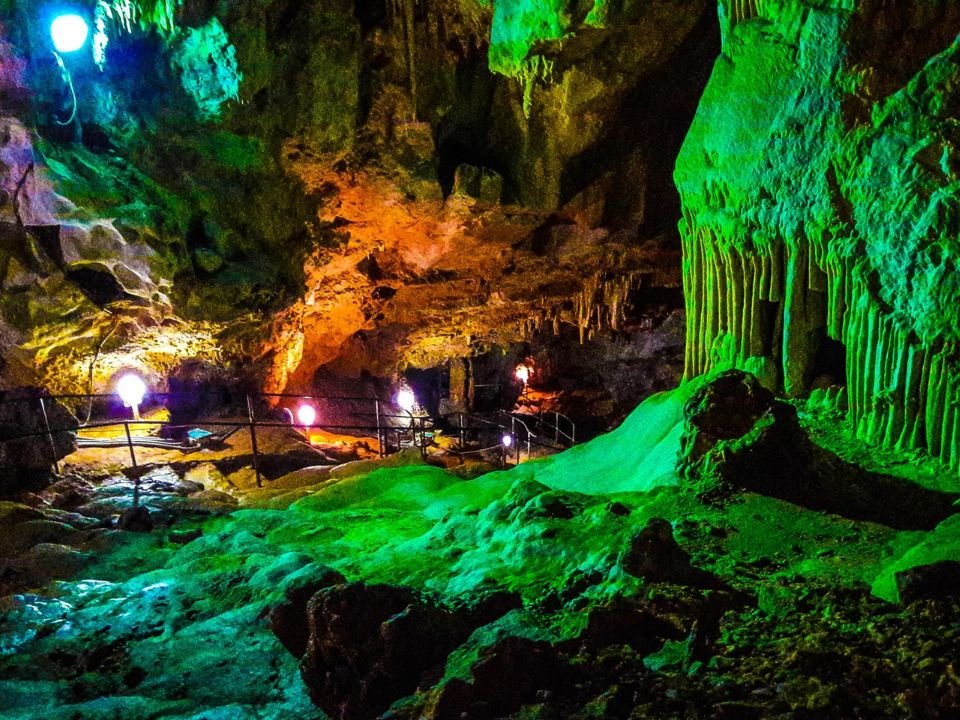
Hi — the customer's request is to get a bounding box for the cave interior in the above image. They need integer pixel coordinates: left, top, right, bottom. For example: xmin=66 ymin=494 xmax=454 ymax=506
xmin=2 ymin=1 xmax=960 ymax=718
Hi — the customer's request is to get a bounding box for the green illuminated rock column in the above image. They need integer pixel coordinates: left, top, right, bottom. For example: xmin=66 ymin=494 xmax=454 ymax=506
xmin=676 ymin=0 xmax=960 ymax=468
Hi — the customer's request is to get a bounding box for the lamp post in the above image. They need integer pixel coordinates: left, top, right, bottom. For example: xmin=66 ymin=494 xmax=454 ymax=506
xmin=395 ymin=388 xmax=416 ymax=454
xmin=115 ymin=371 xmax=145 ymax=505
xmin=296 ymin=402 xmax=316 ymax=441
xmin=51 ymin=14 xmax=89 ymax=53
xmin=396 ymin=388 xmax=416 ymax=414
xmin=501 ymin=433 xmax=514 ymax=468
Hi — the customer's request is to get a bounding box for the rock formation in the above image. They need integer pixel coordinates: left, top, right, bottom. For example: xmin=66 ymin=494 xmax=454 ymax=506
xmin=0 ymin=0 xmax=719 ymax=421
xmin=677 ymin=0 xmax=960 ymax=468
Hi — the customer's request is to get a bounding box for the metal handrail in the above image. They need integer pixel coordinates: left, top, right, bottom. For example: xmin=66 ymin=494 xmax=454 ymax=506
xmin=0 ymin=390 xmax=578 ymax=495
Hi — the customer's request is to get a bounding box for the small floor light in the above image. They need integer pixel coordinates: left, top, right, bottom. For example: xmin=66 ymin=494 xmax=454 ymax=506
xmin=116 ymin=372 xmax=147 ymax=421
xmin=396 ymin=388 xmax=416 ymax=414
xmin=296 ymin=403 xmax=317 ymax=428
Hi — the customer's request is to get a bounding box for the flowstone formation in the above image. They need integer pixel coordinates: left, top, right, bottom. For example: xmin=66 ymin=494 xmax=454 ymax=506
xmin=676 ymin=0 xmax=960 ymax=468
xmin=3 ymin=374 xmax=960 ymax=718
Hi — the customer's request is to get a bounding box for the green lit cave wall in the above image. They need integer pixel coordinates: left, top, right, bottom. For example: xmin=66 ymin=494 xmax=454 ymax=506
xmin=677 ymin=0 xmax=960 ymax=468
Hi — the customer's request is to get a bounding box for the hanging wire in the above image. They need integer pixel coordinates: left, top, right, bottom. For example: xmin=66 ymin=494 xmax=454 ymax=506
xmin=53 ymin=52 xmax=78 ymax=126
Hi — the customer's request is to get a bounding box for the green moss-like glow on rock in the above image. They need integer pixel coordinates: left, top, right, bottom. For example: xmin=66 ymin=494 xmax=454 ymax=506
xmin=170 ymin=17 xmax=241 ymax=120
xmin=4 ymin=379 xmax=960 ymax=715
xmin=676 ymin=0 xmax=960 ymax=470
xmin=488 ymin=0 xmax=564 ymax=78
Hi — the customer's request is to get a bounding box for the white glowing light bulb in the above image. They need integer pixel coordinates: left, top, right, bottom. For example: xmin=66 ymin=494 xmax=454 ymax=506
xmin=297 ymin=403 xmax=317 ymax=427
xmin=116 ymin=373 xmax=147 ymax=408
xmin=502 ymin=434 xmax=514 ymax=448
xmin=51 ymin=14 xmax=90 ymax=54
xmin=396 ymin=388 xmax=416 ymax=413
xmin=515 ymin=365 xmax=531 ymax=384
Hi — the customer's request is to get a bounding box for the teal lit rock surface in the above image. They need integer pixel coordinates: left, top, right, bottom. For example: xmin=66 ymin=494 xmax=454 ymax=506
xmin=2 ymin=380 xmax=960 ymax=718
xmin=677 ymin=0 xmax=960 ymax=467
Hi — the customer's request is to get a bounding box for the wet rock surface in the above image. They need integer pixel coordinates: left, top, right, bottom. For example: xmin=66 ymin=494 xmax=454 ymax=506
xmin=1 ymin=406 xmax=960 ymax=719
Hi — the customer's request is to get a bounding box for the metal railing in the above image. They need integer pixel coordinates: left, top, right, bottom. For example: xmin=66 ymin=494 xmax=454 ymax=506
xmin=0 ymin=391 xmax=579 ymax=503
xmin=506 ymin=410 xmax=576 ymax=448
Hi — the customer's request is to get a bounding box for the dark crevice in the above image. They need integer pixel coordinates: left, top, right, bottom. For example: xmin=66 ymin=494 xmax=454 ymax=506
xmin=813 ymin=336 xmax=847 ymax=387
xmin=66 ymin=267 xmax=126 ymax=307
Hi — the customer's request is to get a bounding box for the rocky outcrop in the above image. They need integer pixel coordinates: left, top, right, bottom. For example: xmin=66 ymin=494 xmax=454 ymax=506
xmin=0 ymin=1 xmax=715 ymax=418
xmin=0 ymin=388 xmax=77 ymax=495
xmin=678 ymin=371 xmax=960 ymax=530
xmin=895 ymin=561 xmax=960 ymax=604
xmin=677 ymin=0 xmax=960 ymax=469
xmin=292 ymin=582 xmax=519 ymax=719
xmin=621 ymin=517 xmax=727 ymax=588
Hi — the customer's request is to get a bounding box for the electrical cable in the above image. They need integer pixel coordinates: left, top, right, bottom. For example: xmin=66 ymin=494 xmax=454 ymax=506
xmin=53 ymin=52 xmax=78 ymax=126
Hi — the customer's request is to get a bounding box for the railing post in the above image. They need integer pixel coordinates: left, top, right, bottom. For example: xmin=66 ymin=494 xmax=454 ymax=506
xmin=38 ymin=396 xmax=60 ymax=475
xmin=375 ymin=399 xmax=384 ymax=458
xmin=419 ymin=416 xmax=427 ymax=460
xmin=246 ymin=395 xmax=262 ymax=488
xmin=123 ymin=421 xmax=139 ymax=508
xmin=554 ymin=412 xmax=560 ymax=445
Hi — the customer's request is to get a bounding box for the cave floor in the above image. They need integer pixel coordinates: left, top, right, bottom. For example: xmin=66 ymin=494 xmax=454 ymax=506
xmin=2 ymin=385 xmax=960 ymax=719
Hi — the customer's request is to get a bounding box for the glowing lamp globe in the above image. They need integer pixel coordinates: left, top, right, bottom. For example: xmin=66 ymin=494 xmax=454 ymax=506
xmin=515 ymin=365 xmax=531 ymax=384
xmin=296 ymin=403 xmax=317 ymax=427
xmin=116 ymin=373 xmax=147 ymax=408
xmin=51 ymin=14 xmax=89 ymax=54
xmin=396 ymin=388 xmax=416 ymax=413
xmin=502 ymin=434 xmax=514 ymax=448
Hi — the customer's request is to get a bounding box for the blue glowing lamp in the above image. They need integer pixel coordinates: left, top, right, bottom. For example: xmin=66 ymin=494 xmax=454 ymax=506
xmin=51 ymin=14 xmax=89 ymax=54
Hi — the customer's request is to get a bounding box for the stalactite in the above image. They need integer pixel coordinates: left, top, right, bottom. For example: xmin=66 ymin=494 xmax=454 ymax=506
xmin=682 ymin=202 xmax=960 ymax=471
xmin=722 ymin=0 xmax=767 ymax=27
xmin=571 ymin=272 xmax=642 ymax=343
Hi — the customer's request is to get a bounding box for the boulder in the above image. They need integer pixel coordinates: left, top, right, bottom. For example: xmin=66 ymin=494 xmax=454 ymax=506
xmin=269 ymin=564 xmax=347 ymax=659
xmin=117 ymin=506 xmax=153 ymax=532
xmin=431 ymin=636 xmax=572 ymax=720
xmin=0 ymin=388 xmax=77 ymax=496
xmin=296 ymin=583 xmax=515 ymax=719
xmin=678 ymin=371 xmax=960 ymax=531
xmin=620 ymin=517 xmax=725 ymax=589
xmin=7 ymin=542 xmax=93 ymax=588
